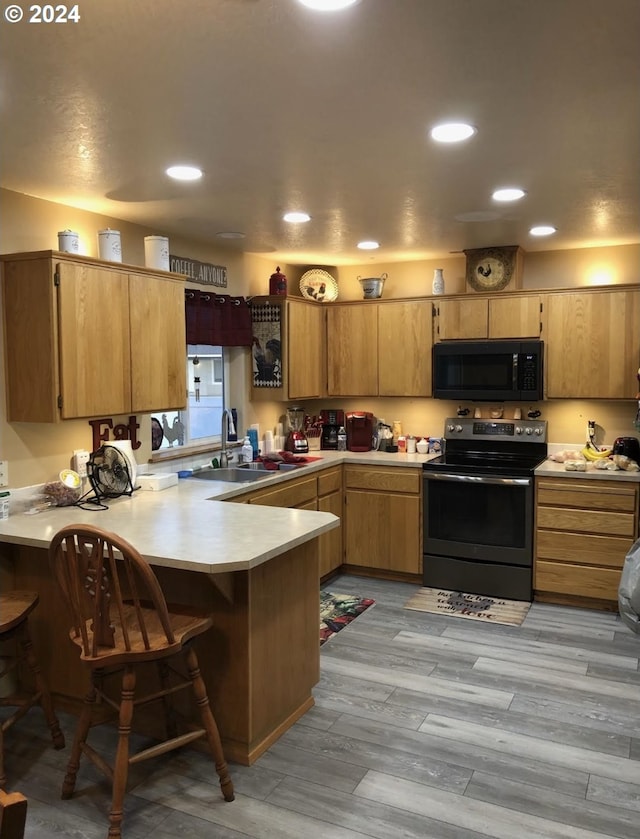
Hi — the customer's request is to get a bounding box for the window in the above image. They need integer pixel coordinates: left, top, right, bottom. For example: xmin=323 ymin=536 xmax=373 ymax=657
xmin=151 ymin=345 xmax=226 ymax=452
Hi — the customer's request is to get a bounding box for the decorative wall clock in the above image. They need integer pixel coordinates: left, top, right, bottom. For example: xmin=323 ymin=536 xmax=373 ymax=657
xmin=464 ymin=246 xmax=524 ymax=293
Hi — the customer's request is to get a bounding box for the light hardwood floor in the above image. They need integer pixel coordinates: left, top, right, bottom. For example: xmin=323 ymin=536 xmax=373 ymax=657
xmin=3 ymin=574 xmax=639 ymax=838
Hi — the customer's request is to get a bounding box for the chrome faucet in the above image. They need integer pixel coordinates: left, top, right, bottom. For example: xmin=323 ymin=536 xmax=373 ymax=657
xmin=220 ymin=408 xmax=234 ymax=468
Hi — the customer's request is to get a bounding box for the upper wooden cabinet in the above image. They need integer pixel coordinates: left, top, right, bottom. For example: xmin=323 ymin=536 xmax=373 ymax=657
xmin=327 ymin=300 xmax=432 ymax=397
xmin=327 ymin=304 xmax=378 ymax=395
xmin=286 ymin=299 xmax=326 ymax=400
xmin=545 ymin=288 xmax=640 ymax=399
xmin=378 ymin=300 xmax=433 ymax=396
xmin=436 ymin=295 xmax=541 ymax=340
xmin=1 ymin=251 xmax=186 ymax=421
xmin=250 ymin=298 xmax=326 ymax=402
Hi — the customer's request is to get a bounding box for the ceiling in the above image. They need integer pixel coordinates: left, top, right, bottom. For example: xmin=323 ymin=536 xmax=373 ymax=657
xmin=1 ymin=0 xmax=639 ymax=266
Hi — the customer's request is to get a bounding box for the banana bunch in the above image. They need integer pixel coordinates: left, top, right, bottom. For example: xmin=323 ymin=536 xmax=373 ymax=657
xmin=581 ymin=441 xmax=613 ymax=461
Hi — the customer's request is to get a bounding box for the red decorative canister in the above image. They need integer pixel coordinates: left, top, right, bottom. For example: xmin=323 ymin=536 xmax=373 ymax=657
xmin=269 ymin=266 xmax=287 ymax=295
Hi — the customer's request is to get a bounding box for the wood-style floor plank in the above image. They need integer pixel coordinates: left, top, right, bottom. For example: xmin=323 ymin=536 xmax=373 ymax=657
xmin=2 ymin=572 xmax=639 ymax=839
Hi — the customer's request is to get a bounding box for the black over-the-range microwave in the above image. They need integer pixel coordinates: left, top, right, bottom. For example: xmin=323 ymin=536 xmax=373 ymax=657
xmin=432 ymin=339 xmax=544 ymax=402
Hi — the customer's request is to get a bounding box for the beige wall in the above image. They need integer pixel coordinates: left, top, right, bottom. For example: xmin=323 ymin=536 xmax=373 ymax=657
xmin=1 ymin=188 xmax=638 ymax=488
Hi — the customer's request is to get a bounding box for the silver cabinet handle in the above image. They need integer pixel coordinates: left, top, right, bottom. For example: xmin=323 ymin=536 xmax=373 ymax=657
xmin=424 ymin=472 xmax=531 ymax=487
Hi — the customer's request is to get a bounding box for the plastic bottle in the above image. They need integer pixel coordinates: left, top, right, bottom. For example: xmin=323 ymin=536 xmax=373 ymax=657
xmin=337 ymin=426 xmax=347 ymax=451
xmin=241 ymin=437 xmax=254 ymax=463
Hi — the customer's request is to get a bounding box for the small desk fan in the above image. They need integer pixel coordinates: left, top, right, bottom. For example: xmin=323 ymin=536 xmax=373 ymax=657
xmin=87 ymin=444 xmax=135 ymax=503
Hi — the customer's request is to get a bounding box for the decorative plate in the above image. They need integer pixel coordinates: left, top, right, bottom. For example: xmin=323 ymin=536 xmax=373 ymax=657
xmin=299 ymin=269 xmax=338 ymax=303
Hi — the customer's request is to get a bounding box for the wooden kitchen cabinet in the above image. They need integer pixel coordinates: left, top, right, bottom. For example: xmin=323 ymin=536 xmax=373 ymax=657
xmin=545 ymin=288 xmax=640 ymax=398
xmin=436 ymin=295 xmax=541 ymax=340
xmin=1 ymin=251 xmax=186 ymax=421
xmin=317 ymin=466 xmax=344 ymax=578
xmin=344 ymin=465 xmax=422 ymax=577
xmin=534 ymin=476 xmax=639 ymax=607
xmin=250 ymin=297 xmax=326 ymax=402
xmin=378 ymin=300 xmax=433 ymax=396
xmin=231 ymin=467 xmax=344 ymax=580
xmin=286 ymin=299 xmax=326 ymax=400
xmin=327 ymin=304 xmax=378 ymax=395
xmin=326 ymin=300 xmax=432 ymax=397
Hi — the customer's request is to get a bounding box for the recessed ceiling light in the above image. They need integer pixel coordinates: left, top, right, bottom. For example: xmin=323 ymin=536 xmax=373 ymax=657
xmin=283 ymin=212 xmax=311 ymax=223
xmin=492 ymin=187 xmax=526 ymax=202
xmin=216 ymin=231 xmax=246 ymax=239
xmin=357 ymin=240 xmax=379 ymax=250
xmin=430 ymin=122 xmax=476 ymax=143
xmin=529 ymin=225 xmax=557 ymax=237
xmin=298 ymin=0 xmax=360 ymax=10
xmin=165 ymin=165 xmax=203 ymax=181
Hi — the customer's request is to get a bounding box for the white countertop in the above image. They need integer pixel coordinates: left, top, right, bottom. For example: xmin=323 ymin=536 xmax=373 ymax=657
xmin=0 ymin=450 xmax=432 ymax=574
xmin=534 ymin=459 xmax=640 ymax=482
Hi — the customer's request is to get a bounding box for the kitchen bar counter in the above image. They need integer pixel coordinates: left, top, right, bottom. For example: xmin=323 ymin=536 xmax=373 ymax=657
xmin=0 ymin=464 xmax=345 ymax=765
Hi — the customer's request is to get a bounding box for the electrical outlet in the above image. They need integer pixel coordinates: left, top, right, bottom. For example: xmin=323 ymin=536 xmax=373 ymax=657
xmin=73 ymin=450 xmax=90 ymax=478
xmin=0 ymin=460 xmax=7 ymax=487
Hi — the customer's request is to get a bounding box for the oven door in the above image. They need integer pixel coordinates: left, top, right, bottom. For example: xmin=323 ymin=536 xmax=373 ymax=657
xmin=423 ymin=471 xmax=534 ymax=600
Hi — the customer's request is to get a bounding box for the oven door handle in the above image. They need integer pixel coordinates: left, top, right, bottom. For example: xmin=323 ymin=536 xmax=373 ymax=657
xmin=424 ymin=473 xmax=532 ymax=487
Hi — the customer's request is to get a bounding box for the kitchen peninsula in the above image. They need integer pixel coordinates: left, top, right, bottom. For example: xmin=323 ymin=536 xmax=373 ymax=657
xmin=0 ymin=478 xmax=339 ymax=765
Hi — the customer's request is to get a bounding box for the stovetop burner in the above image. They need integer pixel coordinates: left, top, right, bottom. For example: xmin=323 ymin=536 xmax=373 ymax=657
xmin=423 ymin=417 xmax=548 ymax=477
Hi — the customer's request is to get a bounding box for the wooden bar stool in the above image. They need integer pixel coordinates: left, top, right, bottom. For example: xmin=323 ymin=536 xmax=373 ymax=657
xmin=48 ymin=524 xmax=234 ymax=839
xmin=0 ymin=591 xmax=65 ymax=790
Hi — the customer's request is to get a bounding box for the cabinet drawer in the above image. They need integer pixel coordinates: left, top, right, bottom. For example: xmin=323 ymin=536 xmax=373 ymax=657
xmin=535 ymin=560 xmax=622 ymax=601
xmin=537 ymin=480 xmax=637 ymax=513
xmin=345 ymin=466 xmax=421 ymax=494
xmin=248 ymin=475 xmax=317 ymax=508
xmin=536 ymin=530 xmax=632 ymax=568
xmin=318 ymin=466 xmax=342 ymax=497
xmin=536 ymin=506 xmax=636 ymax=538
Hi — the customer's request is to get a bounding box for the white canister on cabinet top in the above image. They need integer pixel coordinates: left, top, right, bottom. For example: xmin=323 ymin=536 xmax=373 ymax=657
xmin=58 ymin=229 xmax=79 ymax=253
xmin=97 ymin=229 xmax=122 ymax=262
xmin=144 ymin=236 xmax=170 ymax=271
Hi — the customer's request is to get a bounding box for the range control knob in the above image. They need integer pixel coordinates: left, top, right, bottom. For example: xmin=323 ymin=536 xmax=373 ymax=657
xmin=455 ymin=424 xmax=463 ymax=432
xmin=525 ymin=426 xmax=533 ymax=435
xmin=515 ymin=426 xmax=524 ymax=435
xmin=447 ymin=424 xmax=455 ymax=433
xmin=534 ymin=427 xmax=544 ymax=436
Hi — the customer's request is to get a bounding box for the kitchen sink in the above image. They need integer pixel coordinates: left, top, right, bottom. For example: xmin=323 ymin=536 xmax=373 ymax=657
xmin=190 ymin=465 xmax=274 ymax=483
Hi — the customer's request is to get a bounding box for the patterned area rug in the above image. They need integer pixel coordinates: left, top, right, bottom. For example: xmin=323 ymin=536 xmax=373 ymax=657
xmin=320 ymin=591 xmax=376 ymax=645
xmin=404 ymin=587 xmax=530 ymax=626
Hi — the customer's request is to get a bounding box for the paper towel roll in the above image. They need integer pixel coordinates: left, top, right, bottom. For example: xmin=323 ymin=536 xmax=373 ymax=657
xmin=144 ymin=236 xmax=170 ymax=271
xmin=98 ymin=229 xmax=122 ymax=262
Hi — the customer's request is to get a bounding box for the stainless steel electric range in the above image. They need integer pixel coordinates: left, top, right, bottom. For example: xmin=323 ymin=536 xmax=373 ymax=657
xmin=422 ymin=417 xmax=548 ymax=602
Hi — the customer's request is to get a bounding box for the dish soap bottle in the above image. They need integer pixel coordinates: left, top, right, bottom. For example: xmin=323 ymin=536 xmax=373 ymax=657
xmin=241 ymin=436 xmax=253 ymax=463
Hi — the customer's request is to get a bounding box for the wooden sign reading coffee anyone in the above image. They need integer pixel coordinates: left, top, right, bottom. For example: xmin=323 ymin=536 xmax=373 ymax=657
xmin=169 ymin=254 xmax=227 ymax=287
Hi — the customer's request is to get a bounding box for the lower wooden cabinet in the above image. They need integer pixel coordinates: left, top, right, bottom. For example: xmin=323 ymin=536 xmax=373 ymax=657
xmin=317 ymin=466 xmax=344 ymax=578
xmin=344 ymin=465 xmax=422 ymax=576
xmin=230 ymin=467 xmax=344 ymax=580
xmin=534 ymin=477 xmax=639 ymax=606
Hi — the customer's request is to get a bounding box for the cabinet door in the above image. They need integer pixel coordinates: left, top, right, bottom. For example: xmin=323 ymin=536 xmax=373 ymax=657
xmin=546 ymin=290 xmax=640 ymax=398
xmin=129 ymin=272 xmax=186 ymax=412
xmin=489 ymin=295 xmax=541 ymax=338
xmin=378 ymin=301 xmax=433 ymax=396
xmin=58 ymin=262 xmax=131 ymax=418
xmin=345 ymin=490 xmax=421 ymax=573
xmin=318 ymin=488 xmax=343 ymax=578
xmin=327 ymin=305 xmax=378 ymax=395
xmin=287 ymin=300 xmax=325 ymax=399
xmin=437 ymin=298 xmax=488 ymax=340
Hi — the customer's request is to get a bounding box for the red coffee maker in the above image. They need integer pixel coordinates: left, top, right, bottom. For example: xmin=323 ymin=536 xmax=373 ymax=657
xmin=345 ymin=412 xmax=374 ymax=452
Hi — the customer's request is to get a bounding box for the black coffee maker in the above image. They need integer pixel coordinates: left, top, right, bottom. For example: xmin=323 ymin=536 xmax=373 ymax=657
xmin=319 ymin=409 xmax=344 ymax=450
